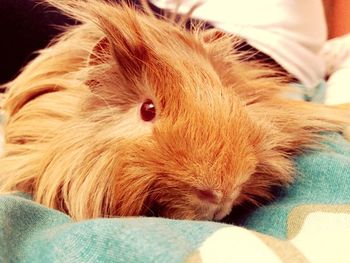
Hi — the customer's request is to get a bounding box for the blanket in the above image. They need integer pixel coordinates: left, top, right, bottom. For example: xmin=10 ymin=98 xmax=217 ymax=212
xmin=0 ymin=133 xmax=350 ymax=262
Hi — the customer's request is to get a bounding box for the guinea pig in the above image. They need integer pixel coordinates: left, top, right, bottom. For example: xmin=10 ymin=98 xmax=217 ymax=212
xmin=0 ymin=0 xmax=349 ymax=221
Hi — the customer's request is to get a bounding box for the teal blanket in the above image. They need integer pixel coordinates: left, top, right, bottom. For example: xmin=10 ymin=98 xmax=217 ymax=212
xmin=1 ymin=134 xmax=350 ymax=262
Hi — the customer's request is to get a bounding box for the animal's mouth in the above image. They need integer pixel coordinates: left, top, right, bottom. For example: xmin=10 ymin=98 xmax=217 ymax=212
xmin=197 ymin=201 xmax=233 ymax=221
xmin=213 ymin=206 xmax=232 ymax=221
xmin=195 ymin=188 xmax=242 ymax=221
xmin=144 ymin=200 xmax=230 ymax=221
xmin=145 ymin=189 xmax=238 ymax=221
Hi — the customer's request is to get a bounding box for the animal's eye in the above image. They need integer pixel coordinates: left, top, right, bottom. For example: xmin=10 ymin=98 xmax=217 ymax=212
xmin=140 ymin=99 xmax=156 ymax=121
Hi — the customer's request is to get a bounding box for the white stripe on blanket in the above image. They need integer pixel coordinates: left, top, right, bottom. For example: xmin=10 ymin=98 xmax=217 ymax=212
xmin=197 ymin=226 xmax=282 ymax=263
xmin=291 ymin=212 xmax=350 ymax=263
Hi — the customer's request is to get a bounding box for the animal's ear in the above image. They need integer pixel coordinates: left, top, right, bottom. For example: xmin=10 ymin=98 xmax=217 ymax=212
xmin=201 ymin=29 xmax=227 ymax=44
xmin=87 ymin=29 xmax=150 ymax=80
xmin=108 ymin=30 xmax=150 ymax=79
xmin=199 ymin=29 xmax=238 ymax=66
xmin=200 ymin=29 xmax=245 ymax=59
xmin=88 ymin=37 xmax=111 ymax=66
xmin=48 ymin=0 xmax=152 ymax=78
xmin=199 ymin=29 xmax=240 ymax=78
xmin=103 ymin=16 xmax=151 ymax=79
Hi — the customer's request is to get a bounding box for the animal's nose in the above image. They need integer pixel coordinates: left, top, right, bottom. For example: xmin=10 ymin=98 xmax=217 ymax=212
xmin=195 ymin=189 xmax=222 ymax=204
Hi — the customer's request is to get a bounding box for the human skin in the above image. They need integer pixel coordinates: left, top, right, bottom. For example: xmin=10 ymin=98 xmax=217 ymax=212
xmin=323 ymin=0 xmax=350 ymax=38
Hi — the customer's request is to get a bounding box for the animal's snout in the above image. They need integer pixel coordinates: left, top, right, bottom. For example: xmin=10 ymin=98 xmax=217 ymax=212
xmin=195 ymin=188 xmax=222 ymax=205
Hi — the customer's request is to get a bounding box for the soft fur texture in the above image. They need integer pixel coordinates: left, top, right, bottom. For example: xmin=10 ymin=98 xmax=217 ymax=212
xmin=0 ymin=0 xmax=349 ymax=221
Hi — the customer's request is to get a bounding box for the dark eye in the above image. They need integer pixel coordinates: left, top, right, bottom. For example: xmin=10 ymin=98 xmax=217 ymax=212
xmin=140 ymin=99 xmax=156 ymax=121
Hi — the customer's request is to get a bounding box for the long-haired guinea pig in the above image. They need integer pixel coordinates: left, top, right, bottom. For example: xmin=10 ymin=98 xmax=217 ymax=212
xmin=0 ymin=0 xmax=349 ymax=221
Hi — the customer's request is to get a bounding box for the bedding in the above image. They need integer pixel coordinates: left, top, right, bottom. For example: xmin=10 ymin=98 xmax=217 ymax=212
xmin=0 ymin=133 xmax=349 ymax=262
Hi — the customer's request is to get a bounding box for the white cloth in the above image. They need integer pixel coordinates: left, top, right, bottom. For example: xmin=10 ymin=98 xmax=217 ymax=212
xmin=324 ymin=63 xmax=350 ymax=105
xmin=320 ymin=33 xmax=350 ymax=105
xmin=151 ymin=0 xmax=327 ymax=91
